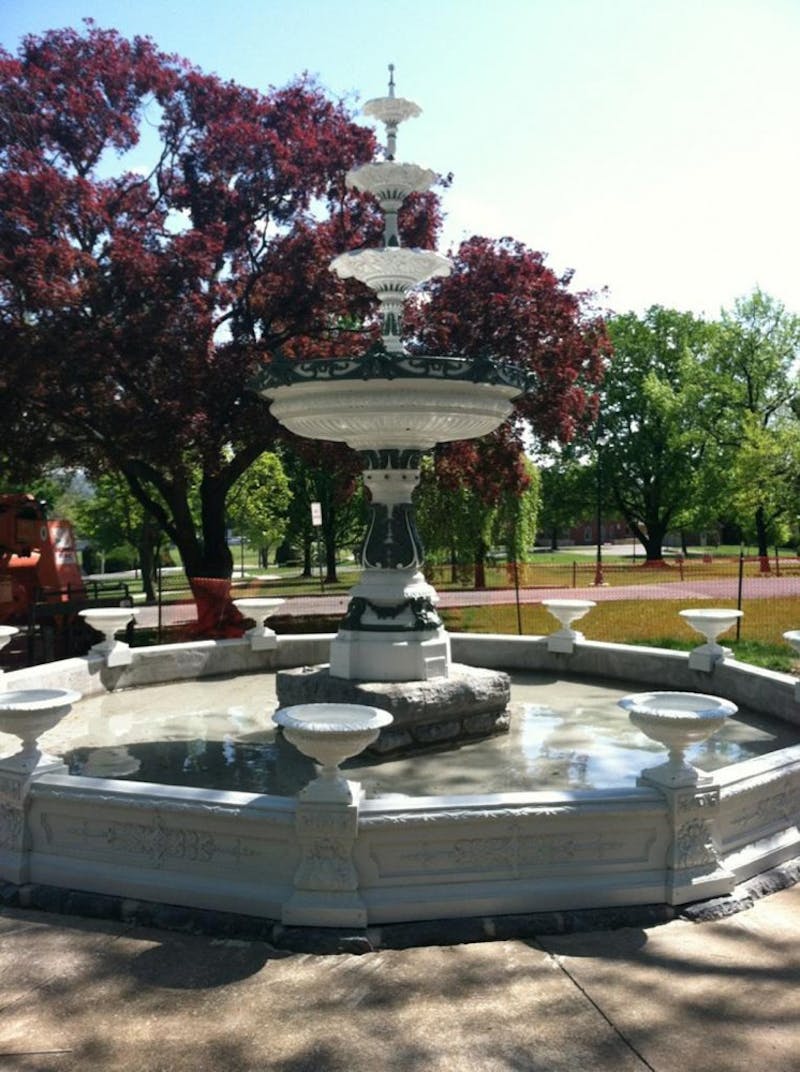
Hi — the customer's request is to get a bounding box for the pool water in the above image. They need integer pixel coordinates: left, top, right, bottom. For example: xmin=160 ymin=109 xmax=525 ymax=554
xmin=16 ymin=671 xmax=797 ymax=798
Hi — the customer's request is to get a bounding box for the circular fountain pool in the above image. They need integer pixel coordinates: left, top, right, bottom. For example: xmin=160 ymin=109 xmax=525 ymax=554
xmin=23 ymin=671 xmax=796 ymax=798
xmin=2 ymin=634 xmax=799 ymax=930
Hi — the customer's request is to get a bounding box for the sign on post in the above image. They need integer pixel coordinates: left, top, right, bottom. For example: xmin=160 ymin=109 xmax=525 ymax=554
xmin=310 ymin=501 xmax=322 ymax=527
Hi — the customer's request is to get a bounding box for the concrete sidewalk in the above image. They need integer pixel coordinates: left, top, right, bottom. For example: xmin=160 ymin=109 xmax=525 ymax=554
xmin=0 ymin=885 xmax=797 ymax=1072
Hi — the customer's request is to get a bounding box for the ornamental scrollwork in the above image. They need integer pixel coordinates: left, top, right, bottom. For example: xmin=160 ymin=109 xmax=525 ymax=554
xmin=253 ymin=347 xmax=531 ymax=394
xmin=676 ymin=818 xmax=716 ymax=869
xmin=0 ymin=803 xmax=23 ymax=851
xmin=339 ymin=595 xmax=442 ymax=632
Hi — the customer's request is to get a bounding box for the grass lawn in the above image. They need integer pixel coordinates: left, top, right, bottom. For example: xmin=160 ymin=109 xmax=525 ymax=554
xmin=440 ymin=597 xmax=800 ymax=672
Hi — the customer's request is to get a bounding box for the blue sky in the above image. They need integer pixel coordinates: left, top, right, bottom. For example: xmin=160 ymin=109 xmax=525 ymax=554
xmin=2 ymin=0 xmax=799 ymax=317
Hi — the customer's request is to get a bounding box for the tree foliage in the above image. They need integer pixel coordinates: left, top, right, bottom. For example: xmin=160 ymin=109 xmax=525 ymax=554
xmin=226 ymin=451 xmax=291 ymax=563
xmin=707 ymin=290 xmax=800 ymax=559
xmin=72 ymin=471 xmax=162 ymax=599
xmin=280 ymin=439 xmax=364 ymax=582
xmin=600 ymin=307 xmax=719 ymax=562
xmin=405 ymin=235 xmax=609 ymax=447
xmin=417 ymin=436 xmax=541 ymax=587
xmin=0 ymin=22 xmax=391 ymax=583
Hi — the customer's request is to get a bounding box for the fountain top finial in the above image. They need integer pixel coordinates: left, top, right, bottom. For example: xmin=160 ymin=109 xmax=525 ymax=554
xmin=363 ymin=68 xmax=422 ymax=148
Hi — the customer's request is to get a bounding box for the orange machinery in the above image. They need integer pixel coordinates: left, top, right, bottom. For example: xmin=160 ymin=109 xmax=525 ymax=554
xmin=0 ymin=493 xmax=85 ymax=624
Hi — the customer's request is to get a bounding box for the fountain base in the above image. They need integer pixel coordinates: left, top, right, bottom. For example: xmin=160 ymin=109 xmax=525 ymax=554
xmin=276 ymin=663 xmax=511 ymax=755
xmin=330 ymin=626 xmax=450 ymax=681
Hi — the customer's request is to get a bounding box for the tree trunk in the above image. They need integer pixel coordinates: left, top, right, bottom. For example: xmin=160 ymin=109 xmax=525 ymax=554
xmin=755 ymin=505 xmax=771 ymax=573
xmin=323 ymin=509 xmax=338 ymax=584
xmin=637 ymin=521 xmax=668 ymax=565
xmin=680 ymin=529 xmax=690 ymax=556
xmin=120 ymin=462 xmax=249 ymax=635
xmin=180 ymin=479 xmax=243 ymax=637
xmin=301 ymin=534 xmax=313 ymax=578
xmin=474 ymin=538 xmax=488 ymax=590
xmin=137 ymin=515 xmax=160 ymax=604
xmin=549 ymin=527 xmax=558 ymax=552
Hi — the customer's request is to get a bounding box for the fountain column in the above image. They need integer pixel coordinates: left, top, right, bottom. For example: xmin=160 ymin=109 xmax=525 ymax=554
xmin=331 ymin=448 xmax=448 ymax=681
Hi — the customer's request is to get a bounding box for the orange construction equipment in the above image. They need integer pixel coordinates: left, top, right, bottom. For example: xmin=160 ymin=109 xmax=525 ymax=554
xmin=0 ymin=494 xmax=85 ymax=624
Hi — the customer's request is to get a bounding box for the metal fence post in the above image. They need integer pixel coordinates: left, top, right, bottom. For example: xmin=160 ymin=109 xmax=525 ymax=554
xmin=736 ymin=548 xmax=744 ymax=641
xmin=513 ymin=558 xmax=522 ymax=635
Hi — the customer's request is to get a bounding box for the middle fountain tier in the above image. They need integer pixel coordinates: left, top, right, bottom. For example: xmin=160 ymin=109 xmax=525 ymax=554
xmin=257 ymin=71 xmax=527 ymax=750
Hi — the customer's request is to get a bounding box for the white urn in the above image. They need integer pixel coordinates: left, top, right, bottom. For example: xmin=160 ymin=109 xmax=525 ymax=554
xmin=783 ymin=631 xmax=800 ymax=702
xmin=0 ymin=687 xmax=81 ymax=770
xmin=79 ymin=607 xmax=139 ymax=667
xmin=619 ymin=690 xmax=737 ymax=787
xmin=233 ymin=598 xmax=285 ymax=651
xmin=542 ymin=599 xmax=597 ymax=653
xmin=273 ymin=702 xmax=393 ymax=803
xmin=0 ymin=625 xmax=18 ymax=677
xmin=679 ymin=608 xmax=742 ymax=671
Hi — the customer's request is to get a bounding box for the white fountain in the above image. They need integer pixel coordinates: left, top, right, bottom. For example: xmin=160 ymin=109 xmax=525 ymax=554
xmin=3 ymin=73 xmax=793 ymax=937
xmin=258 ymin=69 xmax=528 ymax=751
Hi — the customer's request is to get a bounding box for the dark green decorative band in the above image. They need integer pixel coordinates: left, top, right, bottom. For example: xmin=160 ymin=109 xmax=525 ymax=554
xmin=253 ymin=346 xmax=530 ymax=394
xmin=339 ymin=595 xmax=442 ymax=632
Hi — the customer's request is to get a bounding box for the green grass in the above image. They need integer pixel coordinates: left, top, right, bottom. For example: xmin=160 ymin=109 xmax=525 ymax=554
xmin=440 ymin=597 xmax=800 ymax=672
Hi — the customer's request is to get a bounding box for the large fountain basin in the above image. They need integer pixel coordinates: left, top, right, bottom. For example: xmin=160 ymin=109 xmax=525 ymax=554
xmin=267 ymin=376 xmax=519 ymax=451
xmin=1 ymin=633 xmax=798 ymax=929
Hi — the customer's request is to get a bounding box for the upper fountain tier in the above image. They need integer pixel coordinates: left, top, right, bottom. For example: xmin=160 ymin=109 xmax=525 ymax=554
xmin=330 ymin=66 xmax=451 ymax=352
xmin=256 ymin=69 xmax=530 ymax=449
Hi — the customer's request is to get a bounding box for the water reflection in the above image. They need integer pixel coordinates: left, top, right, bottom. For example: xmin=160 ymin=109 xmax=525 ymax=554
xmin=44 ymin=671 xmax=799 ymax=798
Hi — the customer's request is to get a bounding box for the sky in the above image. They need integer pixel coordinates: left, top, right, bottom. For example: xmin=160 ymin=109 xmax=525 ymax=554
xmin=2 ymin=0 xmax=799 ymax=318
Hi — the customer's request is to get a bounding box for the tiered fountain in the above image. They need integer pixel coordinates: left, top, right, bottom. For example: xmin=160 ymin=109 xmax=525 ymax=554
xmin=258 ymin=69 xmax=530 ymax=751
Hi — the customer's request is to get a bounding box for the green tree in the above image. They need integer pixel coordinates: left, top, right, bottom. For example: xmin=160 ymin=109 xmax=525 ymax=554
xmin=73 ymin=473 xmax=162 ymax=601
xmin=226 ymin=453 xmax=291 ymax=570
xmin=538 ymin=458 xmax=596 ymax=551
xmin=708 ymin=290 xmax=800 ymax=566
xmin=280 ymin=442 xmax=364 ymax=583
xmin=601 ymin=307 xmax=719 ymax=563
xmin=726 ymin=414 xmax=800 ymax=552
xmin=416 ymin=442 xmax=540 ymax=587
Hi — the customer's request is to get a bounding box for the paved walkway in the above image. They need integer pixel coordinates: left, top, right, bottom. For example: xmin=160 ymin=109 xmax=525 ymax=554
xmin=0 ymin=884 xmax=798 ymax=1071
xmin=136 ymin=573 xmax=800 ymax=628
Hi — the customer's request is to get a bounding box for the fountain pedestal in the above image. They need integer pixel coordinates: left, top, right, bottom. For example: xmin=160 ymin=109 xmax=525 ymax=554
xmin=0 ymin=687 xmax=79 ymax=883
xmin=620 ymin=689 xmax=738 ymax=903
xmin=273 ymin=702 xmax=393 ymax=926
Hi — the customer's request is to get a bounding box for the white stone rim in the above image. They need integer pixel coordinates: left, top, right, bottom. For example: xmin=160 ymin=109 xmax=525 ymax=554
xmin=233 ymin=599 xmax=285 ymax=612
xmin=542 ymin=600 xmax=597 ymax=611
xmin=273 ymin=703 xmax=394 ymax=735
xmin=679 ymin=609 xmax=743 ymax=622
xmin=0 ymin=688 xmax=82 ymax=712
xmin=618 ymin=691 xmax=738 ymax=721
xmin=78 ymin=608 xmax=139 ymax=622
